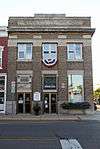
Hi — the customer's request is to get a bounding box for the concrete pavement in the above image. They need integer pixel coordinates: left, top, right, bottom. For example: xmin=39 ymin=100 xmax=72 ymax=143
xmin=0 ymin=106 xmax=100 ymax=121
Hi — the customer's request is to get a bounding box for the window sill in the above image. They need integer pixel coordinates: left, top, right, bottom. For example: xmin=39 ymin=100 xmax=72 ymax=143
xmin=17 ymin=59 xmax=32 ymax=62
xmin=67 ymin=59 xmax=83 ymax=62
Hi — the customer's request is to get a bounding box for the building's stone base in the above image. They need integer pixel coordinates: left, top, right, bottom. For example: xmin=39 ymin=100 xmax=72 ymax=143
xmin=6 ymin=101 xmax=16 ymax=115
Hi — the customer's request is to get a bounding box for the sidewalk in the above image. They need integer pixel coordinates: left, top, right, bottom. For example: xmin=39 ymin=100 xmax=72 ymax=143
xmin=0 ymin=114 xmax=79 ymax=121
xmin=78 ymin=110 xmax=100 ymax=121
xmin=0 ymin=111 xmax=100 ymax=121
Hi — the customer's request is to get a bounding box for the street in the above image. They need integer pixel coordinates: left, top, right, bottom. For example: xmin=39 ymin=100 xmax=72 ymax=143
xmin=0 ymin=120 xmax=100 ymax=149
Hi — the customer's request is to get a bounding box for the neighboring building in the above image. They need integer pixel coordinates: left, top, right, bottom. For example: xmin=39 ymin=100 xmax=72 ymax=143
xmin=0 ymin=26 xmax=8 ymax=113
xmin=7 ymin=14 xmax=95 ymax=114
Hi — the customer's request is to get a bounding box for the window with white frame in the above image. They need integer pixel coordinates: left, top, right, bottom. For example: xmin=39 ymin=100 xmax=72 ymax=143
xmin=18 ymin=43 xmax=32 ymax=60
xmin=67 ymin=43 xmax=82 ymax=60
xmin=0 ymin=46 xmax=3 ymax=68
xmin=68 ymin=74 xmax=84 ymax=103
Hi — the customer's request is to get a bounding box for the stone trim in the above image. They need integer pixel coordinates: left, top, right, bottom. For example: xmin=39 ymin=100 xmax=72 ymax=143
xmin=8 ymin=39 xmax=33 ymax=46
xmin=33 ymin=35 xmax=42 ymax=39
xmin=58 ymin=35 xmax=67 ymax=39
xmin=83 ymin=35 xmax=91 ymax=39
xmin=8 ymin=38 xmax=91 ymax=47
xmin=17 ymin=70 xmax=33 ymax=75
xmin=9 ymin=35 xmax=18 ymax=39
xmin=42 ymin=70 xmax=58 ymax=75
xmin=17 ymin=89 xmax=32 ymax=93
xmin=67 ymin=70 xmax=84 ymax=75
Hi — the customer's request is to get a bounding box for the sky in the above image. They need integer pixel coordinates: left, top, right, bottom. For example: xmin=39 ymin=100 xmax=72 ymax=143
xmin=0 ymin=0 xmax=99 ymax=89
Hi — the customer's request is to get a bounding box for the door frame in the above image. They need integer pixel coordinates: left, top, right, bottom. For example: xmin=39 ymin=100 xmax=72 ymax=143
xmin=43 ymin=93 xmax=57 ymax=114
xmin=17 ymin=92 xmax=32 ymax=113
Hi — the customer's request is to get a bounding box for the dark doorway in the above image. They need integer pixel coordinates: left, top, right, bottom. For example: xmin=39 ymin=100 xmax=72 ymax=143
xmin=17 ymin=93 xmax=31 ymax=113
xmin=43 ymin=93 xmax=57 ymax=114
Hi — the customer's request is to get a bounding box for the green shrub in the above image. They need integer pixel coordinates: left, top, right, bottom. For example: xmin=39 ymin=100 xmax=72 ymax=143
xmin=61 ymin=102 xmax=91 ymax=109
xmin=33 ymin=102 xmax=41 ymax=115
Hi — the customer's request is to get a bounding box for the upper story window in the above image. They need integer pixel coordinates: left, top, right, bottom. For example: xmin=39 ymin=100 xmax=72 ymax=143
xmin=18 ymin=43 xmax=32 ymax=60
xmin=67 ymin=43 xmax=82 ymax=60
xmin=0 ymin=46 xmax=4 ymax=69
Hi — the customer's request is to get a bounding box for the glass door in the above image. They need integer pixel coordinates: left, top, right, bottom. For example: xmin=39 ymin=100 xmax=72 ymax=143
xmin=43 ymin=93 xmax=57 ymax=114
xmin=18 ymin=93 xmax=24 ymax=113
xmin=51 ymin=94 xmax=57 ymax=113
xmin=44 ymin=94 xmax=49 ymax=113
xmin=25 ymin=93 xmax=31 ymax=113
xmin=17 ymin=93 xmax=31 ymax=113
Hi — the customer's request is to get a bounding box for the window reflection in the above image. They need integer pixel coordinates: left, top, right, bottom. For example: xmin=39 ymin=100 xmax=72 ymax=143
xmin=68 ymin=75 xmax=84 ymax=102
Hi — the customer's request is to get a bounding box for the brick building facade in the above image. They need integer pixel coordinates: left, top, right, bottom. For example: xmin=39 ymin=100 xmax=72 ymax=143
xmin=7 ymin=14 xmax=95 ymax=114
xmin=0 ymin=26 xmax=8 ymax=113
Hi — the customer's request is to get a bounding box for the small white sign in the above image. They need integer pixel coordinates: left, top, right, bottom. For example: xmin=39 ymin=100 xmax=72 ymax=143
xmin=11 ymin=81 xmax=15 ymax=93
xmin=34 ymin=92 xmax=41 ymax=101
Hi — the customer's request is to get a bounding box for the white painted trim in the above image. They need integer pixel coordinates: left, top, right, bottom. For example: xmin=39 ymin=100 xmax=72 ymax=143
xmin=43 ymin=90 xmax=57 ymax=92
xmin=0 ymin=46 xmax=4 ymax=69
xmin=0 ymin=74 xmax=7 ymax=113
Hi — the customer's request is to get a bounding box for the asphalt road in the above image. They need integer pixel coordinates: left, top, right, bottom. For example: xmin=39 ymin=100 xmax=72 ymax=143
xmin=0 ymin=120 xmax=100 ymax=149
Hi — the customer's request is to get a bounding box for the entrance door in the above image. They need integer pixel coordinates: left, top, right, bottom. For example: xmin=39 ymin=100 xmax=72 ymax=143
xmin=17 ymin=93 xmax=31 ymax=113
xmin=51 ymin=94 xmax=57 ymax=113
xmin=43 ymin=93 xmax=57 ymax=114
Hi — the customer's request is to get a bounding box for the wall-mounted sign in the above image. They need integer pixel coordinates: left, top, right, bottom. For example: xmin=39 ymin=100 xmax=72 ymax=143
xmin=34 ymin=92 xmax=41 ymax=101
xmin=42 ymin=43 xmax=57 ymax=66
xmin=61 ymin=83 xmax=65 ymax=89
xmin=11 ymin=81 xmax=15 ymax=93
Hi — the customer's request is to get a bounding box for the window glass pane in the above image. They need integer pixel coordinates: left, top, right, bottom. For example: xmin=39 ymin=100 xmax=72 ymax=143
xmin=0 ymin=76 xmax=5 ymax=90
xmin=0 ymin=58 xmax=2 ymax=65
xmin=67 ymin=44 xmax=75 ymax=60
xmin=0 ymin=92 xmax=4 ymax=104
xmin=18 ymin=44 xmax=26 ymax=51
xmin=0 ymin=49 xmax=2 ymax=67
xmin=68 ymin=74 xmax=83 ymax=102
xmin=75 ymin=44 xmax=82 ymax=59
xmin=26 ymin=44 xmax=32 ymax=59
xmin=18 ymin=44 xmax=25 ymax=59
xmin=19 ymin=51 xmax=24 ymax=59
xmin=18 ymin=44 xmax=32 ymax=60
xmin=44 ymin=75 xmax=56 ymax=89
xmin=68 ymin=51 xmax=74 ymax=59
xmin=67 ymin=44 xmax=82 ymax=60
xmin=0 ymin=50 xmax=2 ymax=57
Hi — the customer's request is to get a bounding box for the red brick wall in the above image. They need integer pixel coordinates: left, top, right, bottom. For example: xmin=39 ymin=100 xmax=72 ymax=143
xmin=0 ymin=37 xmax=8 ymax=73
